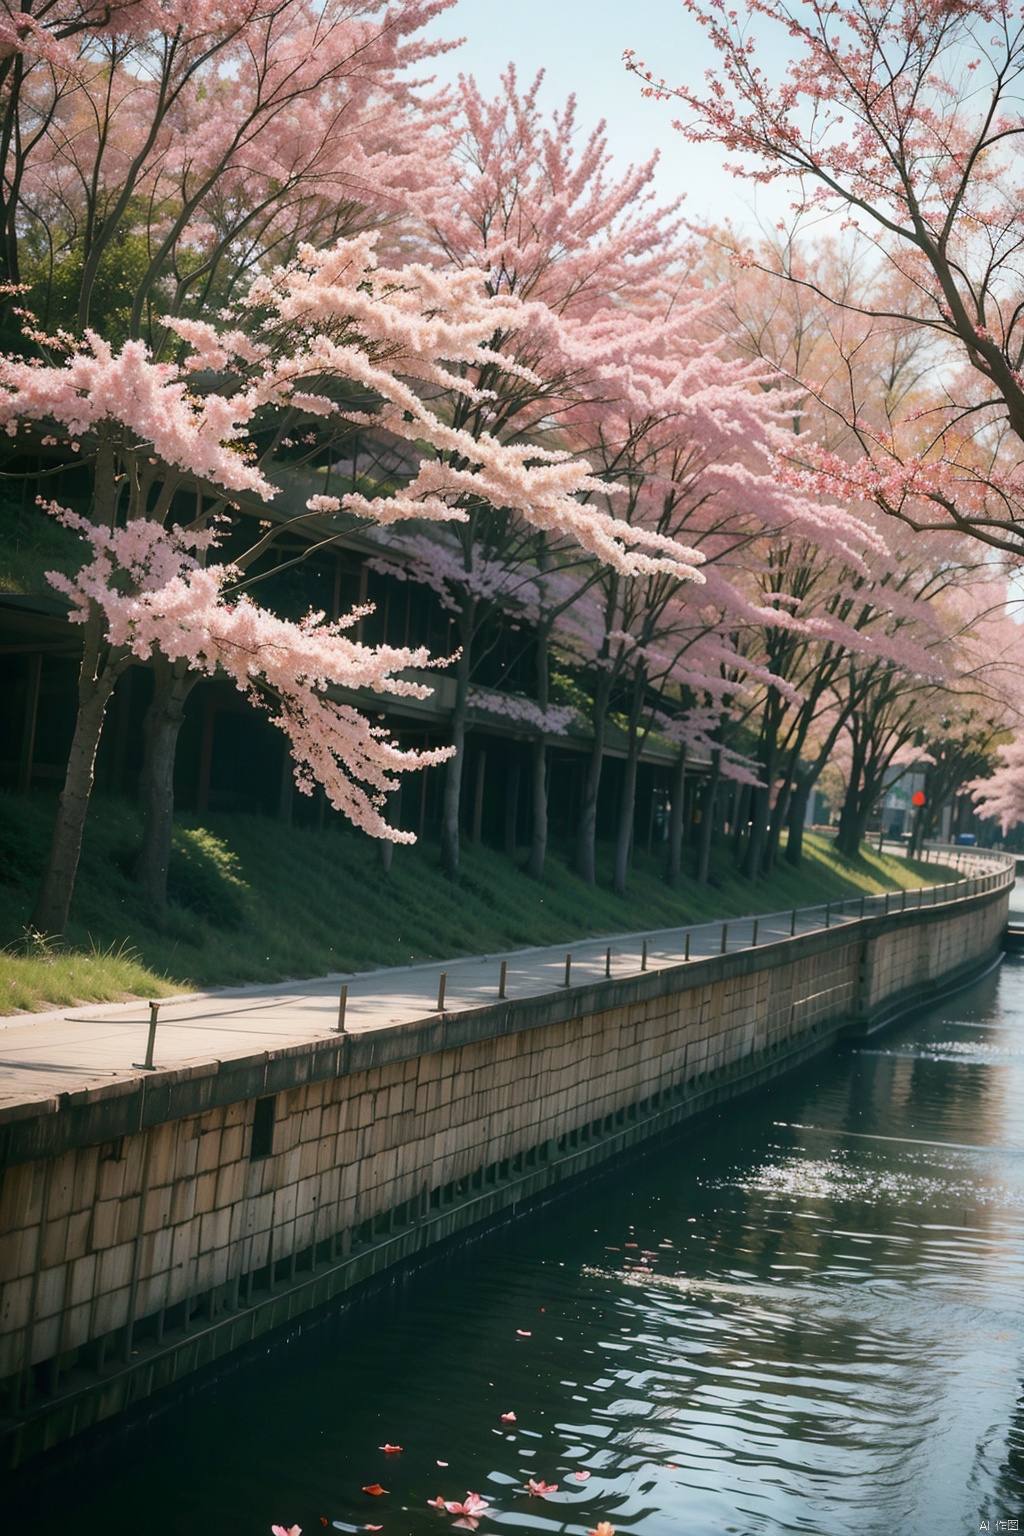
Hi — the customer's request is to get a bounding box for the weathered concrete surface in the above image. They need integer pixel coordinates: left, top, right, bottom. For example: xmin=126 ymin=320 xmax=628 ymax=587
xmin=0 ymin=856 xmax=1011 ymax=1470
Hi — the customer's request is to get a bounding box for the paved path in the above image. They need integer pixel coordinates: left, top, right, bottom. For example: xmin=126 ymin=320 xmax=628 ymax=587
xmin=0 ymin=853 xmax=1001 ymax=1113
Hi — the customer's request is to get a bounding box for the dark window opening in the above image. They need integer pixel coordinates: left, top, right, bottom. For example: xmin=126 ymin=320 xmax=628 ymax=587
xmin=251 ymin=1095 xmax=276 ymax=1160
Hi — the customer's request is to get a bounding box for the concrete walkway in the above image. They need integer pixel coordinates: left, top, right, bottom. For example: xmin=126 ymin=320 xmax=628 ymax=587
xmin=0 ymin=850 xmax=1005 ymax=1113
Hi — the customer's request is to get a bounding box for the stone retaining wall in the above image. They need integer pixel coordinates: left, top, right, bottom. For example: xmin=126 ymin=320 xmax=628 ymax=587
xmin=0 ymin=878 xmax=1010 ymax=1469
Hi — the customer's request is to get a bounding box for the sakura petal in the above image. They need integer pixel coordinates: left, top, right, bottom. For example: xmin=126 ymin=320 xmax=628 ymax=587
xmin=574 ymin=1470 xmax=591 ymax=1481
xmin=361 ymin=1484 xmax=388 ymax=1496
xmin=365 ymin=1528 xmax=383 ymax=1533
xmin=516 ymin=1329 xmax=532 ymax=1337
xmin=379 ymin=1444 xmax=403 ymax=1453
xmin=272 ymin=1526 xmax=301 ymax=1536
xmin=436 ymin=1460 xmax=449 ymax=1467
xmin=500 ymin=1411 xmax=517 ymax=1423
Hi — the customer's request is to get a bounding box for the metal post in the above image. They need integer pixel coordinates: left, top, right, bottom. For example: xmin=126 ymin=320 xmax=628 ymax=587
xmin=721 ymin=922 xmax=728 ymax=955
xmin=605 ymin=947 xmax=611 ymax=978
xmin=499 ymin=960 xmax=507 ymax=999
xmin=825 ymin=901 xmax=831 ymax=929
xmin=134 ymin=1002 xmax=160 ymax=1071
xmin=641 ymin=939 xmax=648 ymax=971
xmin=790 ymin=909 xmax=797 ymax=937
xmin=684 ymin=931 xmax=691 ymax=962
xmin=437 ymin=971 xmax=447 ymax=1012
xmin=860 ymin=895 xmax=865 ymax=918
xmin=564 ymin=953 xmax=572 ymax=987
xmin=751 ymin=918 xmax=759 ymax=947
xmin=902 ymin=888 xmax=906 ymax=911
xmin=336 ymin=984 xmax=348 ymax=1033
xmin=884 ymin=892 xmax=890 ymax=914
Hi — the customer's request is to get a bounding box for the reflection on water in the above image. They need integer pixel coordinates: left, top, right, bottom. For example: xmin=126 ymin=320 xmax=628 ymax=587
xmin=15 ymin=953 xmax=1024 ymax=1536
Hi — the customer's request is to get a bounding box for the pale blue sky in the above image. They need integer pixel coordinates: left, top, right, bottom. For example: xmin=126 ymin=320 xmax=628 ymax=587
xmin=423 ymin=0 xmax=789 ymax=231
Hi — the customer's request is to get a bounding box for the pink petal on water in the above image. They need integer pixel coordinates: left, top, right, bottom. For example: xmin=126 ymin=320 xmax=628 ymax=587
xmin=516 ymin=1329 xmax=532 ymax=1337
xmin=500 ymin=1411 xmax=517 ymax=1423
xmin=574 ymin=1470 xmax=591 ymax=1481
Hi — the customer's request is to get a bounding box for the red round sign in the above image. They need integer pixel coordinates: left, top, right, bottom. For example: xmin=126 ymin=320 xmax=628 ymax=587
xmin=912 ymin=790 xmax=926 ymax=807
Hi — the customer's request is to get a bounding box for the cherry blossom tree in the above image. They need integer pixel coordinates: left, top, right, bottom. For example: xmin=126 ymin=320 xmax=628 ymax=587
xmin=627 ymin=0 xmax=1024 ymax=559
xmin=1 ymin=0 xmax=467 ymax=918
xmin=972 ymin=738 xmax=1024 ymax=834
xmin=10 ymin=233 xmax=692 ymax=935
xmin=824 ymin=574 xmax=1020 ymax=855
xmin=384 ymin=69 xmax=710 ymax=878
xmin=1 ymin=0 xmax=458 ymax=341
xmin=558 ymin=290 xmax=878 ymax=889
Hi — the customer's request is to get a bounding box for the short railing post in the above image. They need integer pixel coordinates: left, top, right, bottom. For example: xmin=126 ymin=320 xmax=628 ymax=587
xmin=134 ymin=1001 xmax=160 ymax=1071
xmin=721 ymin=922 xmax=728 ymax=955
xmin=641 ymin=939 xmax=648 ymax=971
xmin=564 ymin=952 xmax=572 ymax=987
xmin=336 ymin=985 xmax=348 ymax=1033
xmin=860 ymin=895 xmax=865 ymax=918
xmin=751 ymin=918 xmax=759 ymax=947
xmin=605 ymin=946 xmax=612 ymax=978
xmin=437 ymin=971 xmax=447 ymax=1012
xmin=790 ymin=908 xmax=797 ymax=937
xmin=499 ymin=960 xmax=507 ymax=999
xmin=684 ymin=931 xmax=691 ymax=962
xmin=884 ymin=892 xmax=890 ymax=914
xmin=825 ymin=901 xmax=831 ymax=929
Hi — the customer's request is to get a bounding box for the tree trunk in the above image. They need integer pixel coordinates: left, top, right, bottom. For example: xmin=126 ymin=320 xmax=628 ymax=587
xmin=613 ymin=734 xmax=640 ymax=896
xmin=378 ymin=785 xmax=401 ymax=874
xmin=666 ymin=744 xmax=687 ymax=887
xmin=527 ymin=737 xmax=548 ymax=881
xmin=743 ymin=783 xmax=770 ymax=880
xmin=575 ymin=672 xmax=612 ymax=886
xmin=440 ymin=637 xmax=472 ymax=878
xmin=134 ymin=657 xmax=197 ymax=913
xmin=785 ymin=772 xmax=813 ymax=867
xmin=764 ymin=776 xmax=792 ymax=872
xmin=696 ymin=748 xmax=721 ymax=885
xmin=504 ymin=753 xmax=521 ymax=857
xmin=731 ymin=780 xmax=751 ymax=859
xmin=30 ymin=609 xmax=127 ymax=936
xmin=836 ymin=794 xmax=874 ymax=857
xmin=526 ymin=619 xmax=551 ymax=882
xmin=835 ymin=733 xmax=869 ymax=857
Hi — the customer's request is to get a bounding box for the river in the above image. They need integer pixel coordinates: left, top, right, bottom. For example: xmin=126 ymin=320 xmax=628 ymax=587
xmin=13 ymin=936 xmax=1024 ymax=1535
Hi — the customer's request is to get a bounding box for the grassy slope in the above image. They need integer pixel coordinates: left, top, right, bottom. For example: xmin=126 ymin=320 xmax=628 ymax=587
xmin=0 ymin=790 xmax=940 ymax=1015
